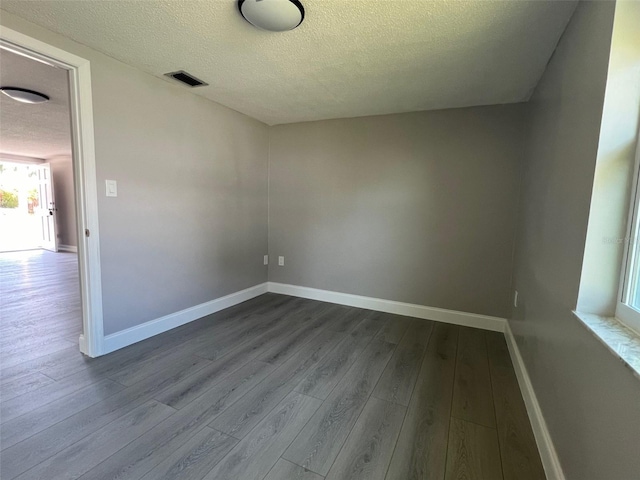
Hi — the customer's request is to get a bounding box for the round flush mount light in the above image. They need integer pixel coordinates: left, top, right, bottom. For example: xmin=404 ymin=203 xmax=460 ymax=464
xmin=238 ymin=0 xmax=304 ymax=32
xmin=0 ymin=87 xmax=49 ymax=104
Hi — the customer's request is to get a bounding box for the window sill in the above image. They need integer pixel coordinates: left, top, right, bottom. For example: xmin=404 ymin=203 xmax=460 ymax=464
xmin=573 ymin=311 xmax=640 ymax=380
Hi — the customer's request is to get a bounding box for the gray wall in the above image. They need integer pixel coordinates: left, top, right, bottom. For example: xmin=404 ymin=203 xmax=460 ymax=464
xmin=49 ymin=155 xmax=77 ymax=248
xmin=0 ymin=11 xmax=270 ymax=336
xmin=269 ymin=105 xmax=526 ymax=318
xmin=512 ymin=1 xmax=640 ymax=478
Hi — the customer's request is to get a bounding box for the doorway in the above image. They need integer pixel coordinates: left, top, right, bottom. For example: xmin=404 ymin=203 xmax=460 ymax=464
xmin=0 ymin=47 xmax=83 ymax=366
xmin=0 ymin=162 xmax=44 ymax=252
xmin=0 ymin=27 xmax=104 ymax=357
xmin=0 ymin=160 xmax=71 ymax=253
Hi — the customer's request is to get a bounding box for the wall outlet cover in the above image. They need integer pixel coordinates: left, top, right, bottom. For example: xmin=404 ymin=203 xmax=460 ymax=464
xmin=105 ymin=179 xmax=117 ymax=197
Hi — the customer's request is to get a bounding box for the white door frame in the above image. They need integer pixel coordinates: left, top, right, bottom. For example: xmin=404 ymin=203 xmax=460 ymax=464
xmin=0 ymin=26 xmax=105 ymax=357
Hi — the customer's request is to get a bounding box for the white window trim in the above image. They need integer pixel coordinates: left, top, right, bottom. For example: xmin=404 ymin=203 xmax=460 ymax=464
xmin=616 ymin=134 xmax=640 ymax=336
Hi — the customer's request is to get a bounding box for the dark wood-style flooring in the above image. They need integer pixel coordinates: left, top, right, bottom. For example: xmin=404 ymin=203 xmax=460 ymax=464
xmin=0 ymin=250 xmax=546 ymax=480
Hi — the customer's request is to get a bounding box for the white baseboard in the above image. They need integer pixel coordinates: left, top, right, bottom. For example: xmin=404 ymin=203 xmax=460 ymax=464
xmin=103 ymin=282 xmax=268 ymax=355
xmin=59 ymin=244 xmax=78 ymax=253
xmin=101 ymin=280 xmax=505 ymax=356
xmin=267 ymin=282 xmax=506 ymax=332
xmin=504 ymin=323 xmax=564 ymax=480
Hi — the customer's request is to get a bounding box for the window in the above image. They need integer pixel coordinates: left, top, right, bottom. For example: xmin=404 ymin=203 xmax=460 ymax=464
xmin=617 ymin=141 xmax=640 ymax=336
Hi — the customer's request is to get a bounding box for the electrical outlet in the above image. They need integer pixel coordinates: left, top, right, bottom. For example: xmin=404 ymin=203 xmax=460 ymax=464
xmin=263 ymin=255 xmax=269 ymax=265
xmin=514 ymin=290 xmax=519 ymax=307
xmin=278 ymin=256 xmax=285 ymax=266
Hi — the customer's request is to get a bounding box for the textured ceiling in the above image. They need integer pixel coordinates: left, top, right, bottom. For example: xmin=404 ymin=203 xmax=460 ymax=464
xmin=0 ymin=0 xmax=577 ymax=125
xmin=0 ymin=49 xmax=72 ymax=158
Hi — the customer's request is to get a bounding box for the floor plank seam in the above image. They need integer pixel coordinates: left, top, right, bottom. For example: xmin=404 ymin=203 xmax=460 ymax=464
xmin=449 ymin=414 xmax=499 ymax=431
xmin=441 ymin=326 xmax=461 ymax=480
xmin=318 ymin=335 xmax=397 ymax=478
xmin=380 ymin=391 xmax=413 ymax=480
xmin=1 ymin=384 xmax=128 ymax=449
xmin=224 ymin=391 xmax=323 ymax=477
xmin=104 ymin=375 xmax=133 ymax=387
xmin=63 ymin=401 xmax=183 ymax=480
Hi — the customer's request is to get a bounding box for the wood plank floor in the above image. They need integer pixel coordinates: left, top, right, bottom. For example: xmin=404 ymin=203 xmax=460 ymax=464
xmin=0 ymin=250 xmax=546 ymax=480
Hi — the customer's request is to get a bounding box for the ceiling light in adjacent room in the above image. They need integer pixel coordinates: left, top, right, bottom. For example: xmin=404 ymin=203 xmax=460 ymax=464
xmin=0 ymin=87 xmax=49 ymax=104
xmin=239 ymin=0 xmax=305 ymax=32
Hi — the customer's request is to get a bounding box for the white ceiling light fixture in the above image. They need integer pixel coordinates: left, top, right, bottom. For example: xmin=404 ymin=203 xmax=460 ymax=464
xmin=0 ymin=87 xmax=50 ymax=104
xmin=238 ymin=0 xmax=305 ymax=32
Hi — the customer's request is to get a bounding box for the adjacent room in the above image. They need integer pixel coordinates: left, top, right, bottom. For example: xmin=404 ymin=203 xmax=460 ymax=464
xmin=0 ymin=47 xmax=83 ymax=375
xmin=0 ymin=1 xmax=638 ymax=480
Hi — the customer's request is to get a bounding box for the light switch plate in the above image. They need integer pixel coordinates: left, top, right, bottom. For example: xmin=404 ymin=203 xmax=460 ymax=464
xmin=106 ymin=180 xmax=117 ymax=197
xmin=278 ymin=256 xmax=285 ymax=266
xmin=264 ymin=255 xmax=269 ymax=265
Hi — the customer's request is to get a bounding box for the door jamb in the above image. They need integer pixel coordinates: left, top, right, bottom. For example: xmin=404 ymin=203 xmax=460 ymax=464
xmin=0 ymin=26 xmax=105 ymax=357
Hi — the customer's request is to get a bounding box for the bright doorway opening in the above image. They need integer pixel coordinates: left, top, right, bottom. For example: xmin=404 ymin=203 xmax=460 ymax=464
xmin=0 ymin=161 xmax=64 ymax=252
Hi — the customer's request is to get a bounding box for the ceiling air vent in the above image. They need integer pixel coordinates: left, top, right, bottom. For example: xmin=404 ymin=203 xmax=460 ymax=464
xmin=164 ymin=70 xmax=208 ymax=88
